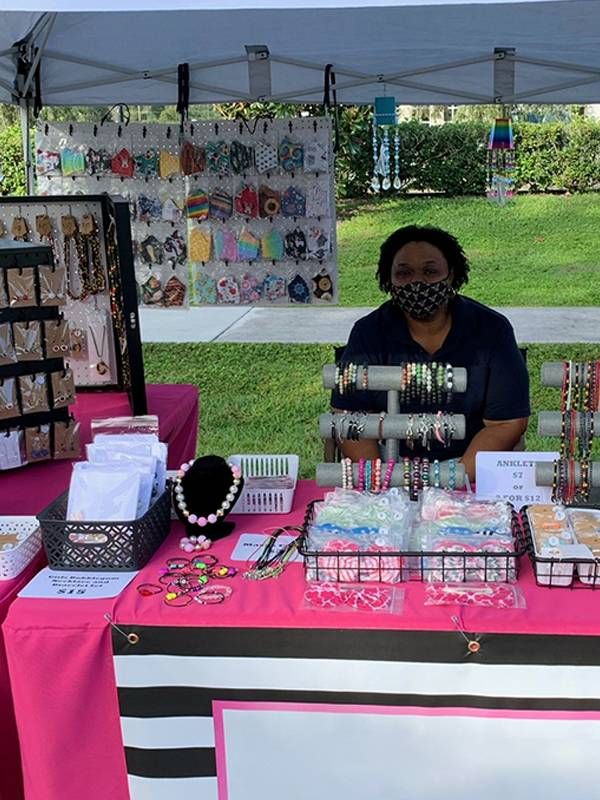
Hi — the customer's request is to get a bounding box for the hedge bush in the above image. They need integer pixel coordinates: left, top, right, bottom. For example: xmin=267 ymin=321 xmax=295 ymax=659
xmin=0 ymin=124 xmax=26 ymax=196
xmin=3 ymin=117 xmax=600 ymax=198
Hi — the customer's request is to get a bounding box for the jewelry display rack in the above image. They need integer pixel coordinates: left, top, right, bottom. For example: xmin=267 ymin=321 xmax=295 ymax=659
xmin=0 ymin=241 xmax=73 ymax=468
xmin=0 ymin=195 xmax=146 ymax=415
xmin=316 ymin=363 xmax=468 ymax=490
xmin=536 ymin=361 xmax=600 ymax=504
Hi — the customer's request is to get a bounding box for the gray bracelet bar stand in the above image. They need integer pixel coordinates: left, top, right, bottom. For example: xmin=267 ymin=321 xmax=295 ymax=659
xmin=538 ymin=411 xmax=600 ymax=437
xmin=540 ymin=361 xmax=600 ymax=388
xmin=535 ymin=461 xmax=600 ymax=504
xmin=536 ymin=461 xmax=599 ymax=487
xmin=316 ymin=461 xmax=466 ymax=489
xmin=324 ymin=364 xmax=467 ymax=461
xmin=320 ymin=413 xmax=466 ymax=442
xmin=323 ymin=365 xmax=468 ymax=393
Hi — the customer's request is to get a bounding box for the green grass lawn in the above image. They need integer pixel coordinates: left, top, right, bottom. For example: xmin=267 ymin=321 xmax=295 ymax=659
xmin=145 ymin=342 xmax=600 ymax=478
xmin=337 ymin=194 xmax=600 ymax=307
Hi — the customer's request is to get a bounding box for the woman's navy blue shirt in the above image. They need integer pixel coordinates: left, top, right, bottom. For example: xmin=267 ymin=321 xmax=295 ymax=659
xmin=331 ymin=296 xmax=531 ymax=461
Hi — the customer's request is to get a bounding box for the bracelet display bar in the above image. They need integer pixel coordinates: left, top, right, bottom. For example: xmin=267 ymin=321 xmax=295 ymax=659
xmin=537 ymin=411 xmax=600 ymax=437
xmin=319 ymin=413 xmax=466 ymax=441
xmin=540 ymin=361 xmax=599 ymax=388
xmin=316 ymin=460 xmax=466 ymax=489
xmin=322 ymin=365 xmax=467 ymax=393
xmin=536 ymin=461 xmax=600 ymax=487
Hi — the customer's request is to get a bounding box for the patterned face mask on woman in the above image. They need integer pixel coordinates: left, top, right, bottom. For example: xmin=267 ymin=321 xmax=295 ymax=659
xmin=390 ymin=277 xmax=453 ymax=319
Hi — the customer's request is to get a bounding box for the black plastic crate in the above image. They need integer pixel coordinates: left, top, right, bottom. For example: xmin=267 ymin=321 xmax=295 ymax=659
xmin=522 ymin=504 xmax=600 ymax=589
xmin=38 ymin=483 xmax=172 ymax=571
xmin=298 ymin=500 xmax=526 ymax=584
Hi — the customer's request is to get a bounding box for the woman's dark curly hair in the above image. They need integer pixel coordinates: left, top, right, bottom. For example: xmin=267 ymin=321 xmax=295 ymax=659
xmin=376 ymin=225 xmax=470 ymax=294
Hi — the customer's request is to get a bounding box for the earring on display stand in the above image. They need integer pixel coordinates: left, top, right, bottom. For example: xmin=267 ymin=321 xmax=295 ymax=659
xmin=370 ymin=124 xmax=380 ymax=193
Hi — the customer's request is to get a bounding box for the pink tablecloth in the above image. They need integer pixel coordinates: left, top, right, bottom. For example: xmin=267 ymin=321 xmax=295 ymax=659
xmin=5 ymin=479 xmax=600 ymax=800
xmin=0 ymin=383 xmax=198 ymax=800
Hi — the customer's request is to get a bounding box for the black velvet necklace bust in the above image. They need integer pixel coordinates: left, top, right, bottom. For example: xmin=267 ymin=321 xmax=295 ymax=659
xmin=172 ymin=455 xmax=244 ymax=541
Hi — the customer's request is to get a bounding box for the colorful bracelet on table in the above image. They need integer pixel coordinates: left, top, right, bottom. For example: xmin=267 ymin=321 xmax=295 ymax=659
xmin=381 ymin=459 xmax=395 ymax=491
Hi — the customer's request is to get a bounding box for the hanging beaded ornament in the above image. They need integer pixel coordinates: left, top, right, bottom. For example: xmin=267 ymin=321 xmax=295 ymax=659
xmin=487 ymin=118 xmax=515 ymax=206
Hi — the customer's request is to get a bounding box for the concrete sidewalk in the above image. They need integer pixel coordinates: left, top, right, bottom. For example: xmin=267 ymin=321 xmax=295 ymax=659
xmin=139 ymin=306 xmax=600 ymax=344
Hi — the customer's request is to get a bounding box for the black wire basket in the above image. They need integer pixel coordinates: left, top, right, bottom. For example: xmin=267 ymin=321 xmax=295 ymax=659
xmin=522 ymin=504 xmax=600 ymax=589
xmin=38 ymin=483 xmax=172 ymax=571
xmin=298 ymin=501 xmax=527 ymax=584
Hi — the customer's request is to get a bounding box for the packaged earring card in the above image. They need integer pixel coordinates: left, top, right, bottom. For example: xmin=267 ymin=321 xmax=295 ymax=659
xmin=35 ymin=117 xmax=337 ymax=307
xmin=0 ymin=194 xmax=147 ymax=415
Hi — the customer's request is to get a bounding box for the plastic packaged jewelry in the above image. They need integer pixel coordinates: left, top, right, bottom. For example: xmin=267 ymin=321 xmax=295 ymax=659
xmin=0 ymin=378 xmax=18 ymax=420
xmin=13 ymin=321 xmax=43 ymax=362
xmin=50 ymin=369 xmax=75 ymax=409
xmin=0 ymin=428 xmax=27 ymax=470
xmin=19 ymin=373 xmax=49 ymax=415
xmin=424 ymin=582 xmax=526 ymax=609
xmin=0 ymin=323 xmax=17 ymax=366
xmin=7 ymin=268 xmax=36 ymax=308
xmin=38 ymin=264 xmax=66 ymax=307
xmin=25 ymin=424 xmax=52 ymax=462
xmin=53 ymin=419 xmax=81 ymax=460
xmin=303 ymin=582 xmax=403 ymax=614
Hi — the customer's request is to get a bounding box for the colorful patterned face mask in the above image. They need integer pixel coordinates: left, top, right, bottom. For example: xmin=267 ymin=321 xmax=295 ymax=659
xmin=112 ymin=148 xmax=135 ymax=177
xmin=60 ymin=148 xmax=86 ymax=176
xmin=194 ymin=273 xmax=217 ymax=304
xmin=304 ymin=141 xmax=328 ymax=173
xmin=86 ymin=148 xmax=112 ymax=176
xmin=36 ymin=149 xmax=60 ymax=176
xmin=259 ymin=185 xmax=281 ymax=218
xmin=140 ymin=274 xmax=164 ymax=305
xmin=159 ymin=150 xmax=180 ymax=179
xmin=136 ymin=149 xmax=159 ymax=178
xmin=281 ymin=186 xmax=306 ymax=218
xmin=164 ymin=231 xmax=187 ymax=265
xmin=263 ymin=273 xmax=287 ymax=302
xmin=137 ymin=195 xmax=162 ymax=223
xmin=307 ymin=227 xmax=329 ymax=260
xmin=278 ymin=137 xmax=304 ymax=172
xmin=189 ymin=228 xmax=212 ymax=263
xmin=254 ymin=141 xmax=279 ymax=174
xmin=312 ymin=268 xmax=333 ymax=301
xmin=163 ymin=274 xmax=187 ymax=307
xmin=162 ymin=198 xmax=183 ymax=224
xmin=217 ymin=276 xmax=240 ymax=304
xmin=214 ymin=228 xmax=238 ymax=263
xmin=288 ymin=273 xmax=311 ymax=303
xmin=261 ymin=230 xmax=284 ymax=261
xmin=209 ymin=189 xmax=233 ymax=221
xmin=238 ymin=228 xmax=260 ymax=261
xmin=240 ymin=272 xmax=262 ymax=303
xmin=234 ymin=185 xmax=259 ymax=218
xmin=230 ymin=140 xmax=254 ymax=174
xmin=306 ymin=183 xmax=329 ymax=218
xmin=139 ymin=235 xmax=164 ymax=265
xmin=186 ymin=191 xmax=209 ymax=220
xmin=180 ymin=141 xmax=205 ymax=175
xmin=284 ymin=228 xmax=307 ymax=260
xmin=206 ymin=141 xmax=230 ymax=175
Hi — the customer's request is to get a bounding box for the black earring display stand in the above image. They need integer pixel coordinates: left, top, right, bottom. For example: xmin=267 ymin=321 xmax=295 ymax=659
xmin=0 ymin=241 xmax=71 ymax=444
xmin=0 ymin=194 xmax=146 ymax=415
xmin=173 ymin=455 xmax=245 ymax=541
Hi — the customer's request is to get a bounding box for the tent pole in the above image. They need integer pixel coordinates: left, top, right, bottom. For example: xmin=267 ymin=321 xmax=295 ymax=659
xmin=19 ymin=100 xmax=33 ymax=194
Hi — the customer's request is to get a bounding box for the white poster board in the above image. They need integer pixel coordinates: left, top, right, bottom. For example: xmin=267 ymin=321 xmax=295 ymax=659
xmin=476 ymin=451 xmax=559 ymax=506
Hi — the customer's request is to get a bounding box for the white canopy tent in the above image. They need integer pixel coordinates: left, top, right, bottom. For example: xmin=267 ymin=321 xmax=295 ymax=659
xmin=2 ymin=0 xmax=600 ymax=189
xmin=1 ymin=0 xmax=600 ymax=109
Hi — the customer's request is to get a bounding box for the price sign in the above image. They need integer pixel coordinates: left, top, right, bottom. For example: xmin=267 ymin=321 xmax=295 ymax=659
xmin=475 ymin=451 xmax=559 ymax=507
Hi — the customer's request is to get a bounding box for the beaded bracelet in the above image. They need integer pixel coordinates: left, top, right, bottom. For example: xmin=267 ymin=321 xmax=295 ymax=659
xmin=381 ymin=458 xmax=395 ymax=491
xmin=358 ymin=458 xmax=366 ymax=491
xmin=448 ymin=458 xmax=457 ymax=490
xmin=373 ymin=458 xmax=382 ymax=492
xmin=342 ymin=457 xmax=354 ymax=490
xmin=402 ymin=457 xmax=411 ymax=491
xmin=432 ymin=459 xmax=441 ymax=488
xmin=365 ymin=459 xmax=372 ymax=492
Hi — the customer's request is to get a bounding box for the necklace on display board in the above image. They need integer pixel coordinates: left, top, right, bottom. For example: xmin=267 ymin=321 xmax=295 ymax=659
xmin=88 ymin=324 xmax=108 ymax=375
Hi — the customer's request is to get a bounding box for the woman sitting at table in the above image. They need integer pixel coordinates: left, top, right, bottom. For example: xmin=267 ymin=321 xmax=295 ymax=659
xmin=331 ymin=225 xmax=530 ymax=481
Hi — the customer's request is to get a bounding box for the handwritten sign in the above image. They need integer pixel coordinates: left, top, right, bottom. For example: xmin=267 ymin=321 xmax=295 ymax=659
xmin=19 ymin=568 xmax=137 ymax=600
xmin=476 ymin=451 xmax=559 ymax=507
